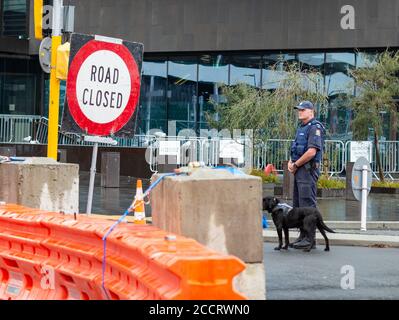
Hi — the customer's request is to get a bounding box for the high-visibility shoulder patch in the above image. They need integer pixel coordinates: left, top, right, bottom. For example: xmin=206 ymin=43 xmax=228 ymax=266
xmin=316 ymin=129 xmax=321 ymax=136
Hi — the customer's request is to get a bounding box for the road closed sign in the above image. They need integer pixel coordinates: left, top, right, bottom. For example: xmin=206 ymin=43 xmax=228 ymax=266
xmin=62 ymin=34 xmax=143 ymax=137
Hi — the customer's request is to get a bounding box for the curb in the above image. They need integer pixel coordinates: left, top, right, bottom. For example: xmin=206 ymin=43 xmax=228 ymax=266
xmin=263 ymin=230 xmax=399 ymax=248
xmin=265 ymin=220 xmax=399 ymax=230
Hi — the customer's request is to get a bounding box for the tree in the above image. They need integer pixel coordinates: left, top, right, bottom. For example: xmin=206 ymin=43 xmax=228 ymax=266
xmin=206 ymin=62 xmax=328 ymax=144
xmin=349 ymin=51 xmax=399 ymax=182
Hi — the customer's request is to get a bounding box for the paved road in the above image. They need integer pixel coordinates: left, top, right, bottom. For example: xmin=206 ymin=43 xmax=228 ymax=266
xmin=264 ymin=243 xmax=399 ymax=300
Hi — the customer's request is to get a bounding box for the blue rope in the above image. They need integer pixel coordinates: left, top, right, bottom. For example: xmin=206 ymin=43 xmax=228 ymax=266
xmin=101 ymin=173 xmax=176 ymax=299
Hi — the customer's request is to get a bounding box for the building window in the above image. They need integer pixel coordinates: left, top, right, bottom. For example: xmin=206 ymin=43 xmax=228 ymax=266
xmin=138 ymin=57 xmax=167 ymax=134
xmin=325 ymin=52 xmax=356 ymax=138
xmin=0 ymin=57 xmax=38 ymax=115
xmin=297 ymin=52 xmax=325 ymax=93
xmin=198 ymin=54 xmax=228 ymax=129
xmin=1 ymin=0 xmax=28 ymax=38
xmin=167 ymin=56 xmax=198 ymax=133
xmin=262 ymin=53 xmax=297 ymax=90
xmin=229 ymin=55 xmax=262 ymax=88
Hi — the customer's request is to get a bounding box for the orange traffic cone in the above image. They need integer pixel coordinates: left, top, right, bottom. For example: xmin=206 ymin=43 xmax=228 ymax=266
xmin=133 ymin=179 xmax=146 ymax=224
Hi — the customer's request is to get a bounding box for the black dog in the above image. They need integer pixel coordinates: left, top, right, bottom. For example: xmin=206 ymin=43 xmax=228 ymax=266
xmin=263 ymin=196 xmax=335 ymax=252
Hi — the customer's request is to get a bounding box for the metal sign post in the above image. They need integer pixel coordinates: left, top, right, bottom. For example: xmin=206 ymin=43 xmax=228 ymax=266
xmin=360 ymin=165 xmax=369 ymax=231
xmin=351 ymin=157 xmax=372 ymax=231
xmin=85 ymin=136 xmax=118 ymax=214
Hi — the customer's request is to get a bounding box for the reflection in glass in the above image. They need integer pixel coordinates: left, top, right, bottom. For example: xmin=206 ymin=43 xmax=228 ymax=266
xmin=356 ymin=51 xmax=378 ymax=68
xmin=325 ymin=53 xmax=356 ymax=138
xmin=2 ymin=0 xmax=27 ymax=38
xmin=198 ymin=54 xmax=229 ymax=128
xmin=262 ymin=53 xmax=297 ymax=90
xmin=325 ymin=53 xmax=355 ymax=96
xmin=168 ymin=57 xmax=198 ymax=132
xmin=229 ymin=55 xmax=262 ymax=87
xmin=0 ymin=58 xmax=38 ymax=115
xmin=139 ymin=58 xmax=167 ymax=134
xmin=297 ymin=53 xmax=325 ymax=96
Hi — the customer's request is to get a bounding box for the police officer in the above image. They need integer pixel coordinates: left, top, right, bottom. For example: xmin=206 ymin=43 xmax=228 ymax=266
xmin=288 ymin=100 xmax=325 ymax=248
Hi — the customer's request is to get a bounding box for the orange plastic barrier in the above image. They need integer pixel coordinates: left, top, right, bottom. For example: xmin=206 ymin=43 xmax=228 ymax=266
xmin=0 ymin=204 xmax=246 ymax=300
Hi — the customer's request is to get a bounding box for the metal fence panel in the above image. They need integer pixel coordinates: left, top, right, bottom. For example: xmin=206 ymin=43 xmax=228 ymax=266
xmin=254 ymin=139 xmax=345 ymax=175
xmin=2 ymin=115 xmax=399 ymax=178
xmin=0 ymin=115 xmax=41 ymax=143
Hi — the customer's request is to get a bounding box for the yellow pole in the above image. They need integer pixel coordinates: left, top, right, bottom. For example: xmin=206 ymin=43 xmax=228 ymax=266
xmin=46 ymin=0 xmax=63 ymax=160
xmin=47 ymin=35 xmax=62 ymax=160
xmin=33 ymin=0 xmax=43 ymax=40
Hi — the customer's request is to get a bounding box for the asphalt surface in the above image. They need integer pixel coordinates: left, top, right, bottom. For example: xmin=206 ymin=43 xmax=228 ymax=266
xmin=264 ymin=242 xmax=399 ymax=300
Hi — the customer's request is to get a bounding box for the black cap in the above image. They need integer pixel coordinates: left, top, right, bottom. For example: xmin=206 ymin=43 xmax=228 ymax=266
xmin=294 ymin=101 xmax=314 ymax=110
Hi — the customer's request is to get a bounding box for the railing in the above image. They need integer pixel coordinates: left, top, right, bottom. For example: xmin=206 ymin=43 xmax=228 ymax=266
xmin=345 ymin=140 xmax=399 ymax=179
xmin=35 ymin=117 xmax=154 ymax=148
xmin=1 ymin=115 xmax=399 ymax=178
xmin=146 ymin=136 xmax=252 ymax=173
xmin=254 ymin=139 xmax=346 ymax=176
xmin=0 ymin=115 xmax=41 ymax=143
xmin=35 ymin=117 xmax=82 ymax=145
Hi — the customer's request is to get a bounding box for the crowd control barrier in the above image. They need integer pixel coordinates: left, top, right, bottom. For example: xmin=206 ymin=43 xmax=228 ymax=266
xmin=0 ymin=203 xmax=246 ymax=300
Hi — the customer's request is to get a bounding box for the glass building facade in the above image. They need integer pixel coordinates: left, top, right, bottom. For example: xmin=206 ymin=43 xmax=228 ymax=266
xmin=1 ymin=0 xmax=28 ymax=38
xmin=137 ymin=50 xmax=386 ymax=140
xmin=0 ymin=48 xmax=393 ymax=140
xmin=0 ymin=57 xmax=41 ymax=115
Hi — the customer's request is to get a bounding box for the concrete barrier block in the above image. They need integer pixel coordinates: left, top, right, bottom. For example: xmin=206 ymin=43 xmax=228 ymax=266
xmin=151 ymin=168 xmax=263 ymax=263
xmin=234 ymin=263 xmax=266 ymax=300
xmin=0 ymin=157 xmax=79 ymax=214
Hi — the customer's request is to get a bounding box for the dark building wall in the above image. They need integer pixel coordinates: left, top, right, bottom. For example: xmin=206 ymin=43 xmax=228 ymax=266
xmin=2 ymin=0 xmax=397 ymax=56
xmin=58 ymin=0 xmax=399 ymax=52
xmin=0 ymin=143 xmax=153 ymax=178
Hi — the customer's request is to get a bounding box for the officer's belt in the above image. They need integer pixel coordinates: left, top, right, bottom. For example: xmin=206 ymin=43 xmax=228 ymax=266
xmin=304 ymin=160 xmax=320 ymax=170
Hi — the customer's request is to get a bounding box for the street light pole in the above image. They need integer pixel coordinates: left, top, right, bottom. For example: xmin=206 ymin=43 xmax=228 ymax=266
xmin=47 ymin=0 xmax=63 ymax=160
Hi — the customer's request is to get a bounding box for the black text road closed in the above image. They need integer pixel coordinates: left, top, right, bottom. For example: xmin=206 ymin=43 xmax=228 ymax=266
xmin=63 ymin=34 xmax=143 ymax=137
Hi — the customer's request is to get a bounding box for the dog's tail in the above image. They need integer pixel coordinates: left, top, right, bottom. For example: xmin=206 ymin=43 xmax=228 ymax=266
xmin=320 ymin=220 xmax=335 ymax=233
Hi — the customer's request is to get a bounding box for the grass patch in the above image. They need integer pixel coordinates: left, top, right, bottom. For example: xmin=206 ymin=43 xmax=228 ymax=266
xmin=317 ymin=177 xmax=346 ymax=189
xmin=372 ymin=181 xmax=399 ymax=188
xmin=250 ymin=169 xmax=280 ymax=184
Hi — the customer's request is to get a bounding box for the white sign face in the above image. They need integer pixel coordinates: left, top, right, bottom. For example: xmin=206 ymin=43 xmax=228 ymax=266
xmin=76 ymin=50 xmax=131 ymax=124
xmin=350 ymin=141 xmax=372 ymax=162
xmin=219 ymin=140 xmax=244 ymax=163
xmin=159 ymin=141 xmax=181 ymax=157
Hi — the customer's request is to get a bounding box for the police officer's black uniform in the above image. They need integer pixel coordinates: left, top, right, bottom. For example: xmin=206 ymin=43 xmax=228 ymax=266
xmin=290 ymin=101 xmax=325 ymax=247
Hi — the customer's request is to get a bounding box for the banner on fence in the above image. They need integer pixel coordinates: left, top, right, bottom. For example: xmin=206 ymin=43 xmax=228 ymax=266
xmin=350 ymin=141 xmax=372 ymax=163
xmin=219 ymin=140 xmax=244 ymax=164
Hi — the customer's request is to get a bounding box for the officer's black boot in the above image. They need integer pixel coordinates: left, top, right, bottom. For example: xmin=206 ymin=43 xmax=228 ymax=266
xmin=289 ymin=229 xmax=306 ymax=248
xmin=292 ymin=237 xmax=311 ymax=249
xmin=292 ymin=237 xmax=317 ymax=249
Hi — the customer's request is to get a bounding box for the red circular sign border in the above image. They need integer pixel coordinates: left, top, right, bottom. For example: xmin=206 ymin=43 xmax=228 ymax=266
xmin=67 ymin=39 xmax=140 ymax=136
